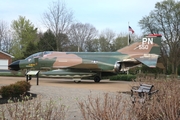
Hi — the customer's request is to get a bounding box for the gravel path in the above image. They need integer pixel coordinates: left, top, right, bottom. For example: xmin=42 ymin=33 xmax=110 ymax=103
xmin=30 ymin=85 xmax=127 ymax=120
xmin=0 ymin=77 xmax=133 ymax=120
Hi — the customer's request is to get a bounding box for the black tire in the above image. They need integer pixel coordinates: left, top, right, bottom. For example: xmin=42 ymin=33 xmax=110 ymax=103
xmin=94 ymin=76 xmax=101 ymax=83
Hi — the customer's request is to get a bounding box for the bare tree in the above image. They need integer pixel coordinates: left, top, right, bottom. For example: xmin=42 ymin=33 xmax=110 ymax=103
xmin=68 ymin=22 xmax=98 ymax=52
xmin=139 ymin=14 xmax=159 ymax=34
xmin=98 ymin=29 xmax=116 ymax=52
xmin=42 ymin=0 xmax=73 ymax=51
xmin=0 ymin=20 xmax=12 ymax=52
xmin=100 ymin=29 xmax=116 ymax=42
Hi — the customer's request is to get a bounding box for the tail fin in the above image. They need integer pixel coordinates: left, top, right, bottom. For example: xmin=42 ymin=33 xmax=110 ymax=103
xmin=118 ymin=34 xmax=162 ymax=68
xmin=117 ymin=34 xmax=161 ymax=55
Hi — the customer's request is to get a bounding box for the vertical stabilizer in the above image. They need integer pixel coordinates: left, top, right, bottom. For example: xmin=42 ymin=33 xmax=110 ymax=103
xmin=118 ymin=34 xmax=162 ymax=68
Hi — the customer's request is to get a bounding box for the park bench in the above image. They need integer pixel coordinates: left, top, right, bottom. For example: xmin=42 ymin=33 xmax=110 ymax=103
xmin=131 ymin=83 xmax=158 ymax=103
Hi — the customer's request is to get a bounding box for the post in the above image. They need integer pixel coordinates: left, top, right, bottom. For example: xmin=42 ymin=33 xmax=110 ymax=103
xmin=26 ymin=75 xmax=28 ymax=82
xmin=36 ymin=72 xmax=39 ymax=85
xmin=26 ymin=69 xmax=28 ymax=82
xmin=128 ymin=22 xmax=129 ymax=45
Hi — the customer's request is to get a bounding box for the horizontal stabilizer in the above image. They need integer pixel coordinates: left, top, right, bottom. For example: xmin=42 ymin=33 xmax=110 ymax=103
xmin=135 ymin=54 xmax=159 ymax=68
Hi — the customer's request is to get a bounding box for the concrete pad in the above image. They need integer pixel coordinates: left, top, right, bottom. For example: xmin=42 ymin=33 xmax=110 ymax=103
xmin=0 ymin=76 xmax=136 ymax=92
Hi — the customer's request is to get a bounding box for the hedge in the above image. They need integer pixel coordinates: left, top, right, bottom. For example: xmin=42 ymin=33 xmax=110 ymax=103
xmin=109 ymin=74 xmax=136 ymax=81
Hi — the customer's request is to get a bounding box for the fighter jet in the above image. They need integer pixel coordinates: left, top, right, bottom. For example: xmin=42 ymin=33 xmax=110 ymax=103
xmin=9 ymin=34 xmax=162 ymax=82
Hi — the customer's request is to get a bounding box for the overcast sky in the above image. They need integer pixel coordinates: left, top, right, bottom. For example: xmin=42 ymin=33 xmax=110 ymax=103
xmin=0 ymin=0 xmax=164 ymax=35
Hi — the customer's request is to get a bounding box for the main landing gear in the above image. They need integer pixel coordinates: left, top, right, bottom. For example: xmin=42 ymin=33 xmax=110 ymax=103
xmin=94 ymin=76 xmax=101 ymax=83
xmin=73 ymin=75 xmax=101 ymax=83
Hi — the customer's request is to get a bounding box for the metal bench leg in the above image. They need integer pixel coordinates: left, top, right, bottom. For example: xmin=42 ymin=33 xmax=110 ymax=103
xmin=138 ymin=92 xmax=144 ymax=98
xmin=131 ymin=90 xmax=136 ymax=104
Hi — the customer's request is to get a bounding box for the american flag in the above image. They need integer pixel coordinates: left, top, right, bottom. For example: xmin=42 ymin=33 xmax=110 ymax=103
xmin=129 ymin=26 xmax=134 ymax=34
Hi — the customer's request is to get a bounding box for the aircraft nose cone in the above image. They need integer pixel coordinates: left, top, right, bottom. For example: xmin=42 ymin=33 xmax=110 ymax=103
xmin=9 ymin=60 xmax=20 ymax=71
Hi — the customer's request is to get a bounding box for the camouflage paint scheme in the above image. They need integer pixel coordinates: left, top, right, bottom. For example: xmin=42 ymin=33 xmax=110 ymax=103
xmin=9 ymin=34 xmax=162 ymax=82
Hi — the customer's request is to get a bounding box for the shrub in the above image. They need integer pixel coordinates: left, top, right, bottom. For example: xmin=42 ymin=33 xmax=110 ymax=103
xmin=0 ymin=85 xmax=13 ymax=98
xmin=129 ymin=79 xmax=180 ymax=120
xmin=15 ymin=81 xmax=31 ymax=91
xmin=0 ymin=97 xmax=68 ymax=120
xmin=78 ymin=78 xmax=180 ymax=120
xmin=0 ymin=81 xmax=31 ymax=98
xmin=110 ymin=74 xmax=136 ymax=81
xmin=78 ymin=93 xmax=130 ymax=120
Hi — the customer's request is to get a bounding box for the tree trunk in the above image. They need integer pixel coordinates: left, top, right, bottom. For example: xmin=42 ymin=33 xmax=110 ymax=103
xmin=56 ymin=37 xmax=59 ymax=51
xmin=175 ymin=66 xmax=178 ymax=75
xmin=172 ymin=64 xmax=175 ymax=74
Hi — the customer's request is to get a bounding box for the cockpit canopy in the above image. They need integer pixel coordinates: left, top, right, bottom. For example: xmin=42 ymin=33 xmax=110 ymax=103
xmin=25 ymin=51 xmax=52 ymax=60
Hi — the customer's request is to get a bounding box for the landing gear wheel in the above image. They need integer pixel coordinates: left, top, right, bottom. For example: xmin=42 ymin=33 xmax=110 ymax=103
xmin=94 ymin=76 xmax=101 ymax=83
xmin=74 ymin=80 xmax=81 ymax=83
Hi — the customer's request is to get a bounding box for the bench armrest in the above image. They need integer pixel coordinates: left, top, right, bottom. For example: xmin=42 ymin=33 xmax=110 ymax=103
xmin=149 ymin=90 xmax=159 ymax=95
xmin=131 ymin=86 xmax=139 ymax=90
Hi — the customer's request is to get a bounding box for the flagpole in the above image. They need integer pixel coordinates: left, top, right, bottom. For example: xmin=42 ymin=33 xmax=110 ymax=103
xmin=128 ymin=22 xmax=129 ymax=45
xmin=127 ymin=22 xmax=130 ymax=75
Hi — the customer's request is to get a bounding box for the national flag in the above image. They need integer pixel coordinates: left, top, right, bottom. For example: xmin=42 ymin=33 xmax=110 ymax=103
xmin=129 ymin=26 xmax=134 ymax=34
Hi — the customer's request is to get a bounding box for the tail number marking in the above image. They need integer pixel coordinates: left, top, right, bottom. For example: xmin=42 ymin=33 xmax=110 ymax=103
xmin=139 ymin=38 xmax=153 ymax=50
